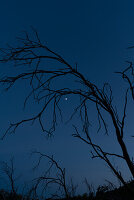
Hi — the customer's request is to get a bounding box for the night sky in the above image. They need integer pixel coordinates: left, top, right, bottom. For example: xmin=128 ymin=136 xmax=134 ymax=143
xmin=0 ymin=0 xmax=134 ymax=195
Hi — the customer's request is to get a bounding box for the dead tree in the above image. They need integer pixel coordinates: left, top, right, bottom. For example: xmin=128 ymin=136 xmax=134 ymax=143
xmin=0 ymin=29 xmax=134 ymax=187
xmin=30 ymin=151 xmax=76 ymax=199
xmin=0 ymin=158 xmax=21 ymax=199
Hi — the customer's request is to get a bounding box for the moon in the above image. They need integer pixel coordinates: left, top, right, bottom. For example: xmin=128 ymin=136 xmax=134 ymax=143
xmin=65 ymin=97 xmax=68 ymax=101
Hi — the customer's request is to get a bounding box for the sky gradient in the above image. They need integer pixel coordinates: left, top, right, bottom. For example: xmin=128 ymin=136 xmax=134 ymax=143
xmin=0 ymin=0 xmax=134 ymax=195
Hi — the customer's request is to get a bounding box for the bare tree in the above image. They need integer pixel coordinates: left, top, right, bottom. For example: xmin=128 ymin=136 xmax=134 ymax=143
xmin=1 ymin=158 xmax=17 ymax=195
xmin=0 ymin=158 xmax=25 ymax=200
xmin=30 ymin=151 xmax=77 ymax=199
xmin=0 ymin=29 xmax=134 ymax=189
xmin=0 ymin=158 xmax=41 ymax=200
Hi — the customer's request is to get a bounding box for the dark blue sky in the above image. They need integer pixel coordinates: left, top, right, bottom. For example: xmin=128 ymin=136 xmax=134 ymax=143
xmin=0 ymin=0 xmax=134 ymax=195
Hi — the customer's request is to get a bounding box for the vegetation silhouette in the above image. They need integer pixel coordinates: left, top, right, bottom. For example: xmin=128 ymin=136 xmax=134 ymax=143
xmin=1 ymin=157 xmax=134 ymax=199
xmin=0 ymin=29 xmax=134 ymax=198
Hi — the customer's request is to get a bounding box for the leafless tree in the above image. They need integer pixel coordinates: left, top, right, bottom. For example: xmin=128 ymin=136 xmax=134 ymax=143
xmin=30 ymin=151 xmax=77 ymax=199
xmin=1 ymin=158 xmax=17 ymax=195
xmin=0 ymin=29 xmax=134 ymax=189
xmin=0 ymin=158 xmax=41 ymax=200
xmin=0 ymin=158 xmax=26 ymax=200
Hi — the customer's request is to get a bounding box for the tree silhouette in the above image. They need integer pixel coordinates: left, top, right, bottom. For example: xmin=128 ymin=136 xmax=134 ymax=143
xmin=0 ymin=158 xmax=21 ymax=199
xmin=30 ymin=151 xmax=77 ymax=199
xmin=0 ymin=29 xmax=134 ymax=189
